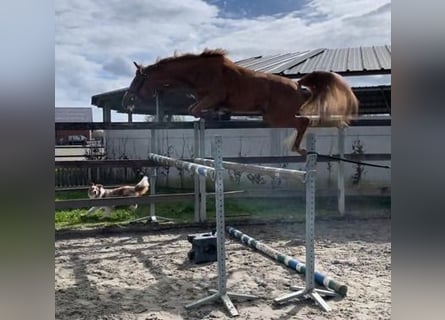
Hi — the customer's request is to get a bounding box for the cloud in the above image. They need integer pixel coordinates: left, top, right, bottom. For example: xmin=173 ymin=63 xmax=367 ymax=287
xmin=55 ymin=0 xmax=222 ymax=107
xmin=305 ymin=0 xmax=389 ymax=19
xmin=204 ymin=0 xmax=391 ymax=59
xmin=102 ymin=57 xmax=134 ymax=77
xmin=55 ymin=0 xmax=391 ymax=114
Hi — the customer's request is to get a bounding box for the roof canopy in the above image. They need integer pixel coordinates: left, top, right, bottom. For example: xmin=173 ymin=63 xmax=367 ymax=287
xmin=237 ymin=45 xmax=391 ymax=76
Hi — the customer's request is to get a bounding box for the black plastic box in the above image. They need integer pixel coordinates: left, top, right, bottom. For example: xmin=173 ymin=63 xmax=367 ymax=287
xmin=187 ymin=232 xmax=217 ymax=264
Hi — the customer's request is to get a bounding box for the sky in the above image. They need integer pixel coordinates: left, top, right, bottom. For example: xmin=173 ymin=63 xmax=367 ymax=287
xmin=55 ymin=0 xmax=391 ymax=121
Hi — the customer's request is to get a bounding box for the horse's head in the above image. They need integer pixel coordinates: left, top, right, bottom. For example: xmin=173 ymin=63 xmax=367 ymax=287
xmin=122 ymin=61 xmax=151 ymax=110
xmin=122 ymin=50 xmax=227 ymax=109
xmin=122 ymin=59 xmax=181 ymax=109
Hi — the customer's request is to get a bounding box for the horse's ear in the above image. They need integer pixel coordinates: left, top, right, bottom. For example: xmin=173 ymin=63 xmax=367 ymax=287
xmin=133 ymin=61 xmax=140 ymax=69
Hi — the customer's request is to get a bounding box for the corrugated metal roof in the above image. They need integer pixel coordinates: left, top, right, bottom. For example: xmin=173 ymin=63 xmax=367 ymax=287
xmin=236 ymin=45 xmax=391 ymax=77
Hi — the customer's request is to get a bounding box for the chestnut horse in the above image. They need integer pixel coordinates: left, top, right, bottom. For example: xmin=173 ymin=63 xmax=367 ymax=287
xmin=122 ymin=49 xmax=358 ymax=154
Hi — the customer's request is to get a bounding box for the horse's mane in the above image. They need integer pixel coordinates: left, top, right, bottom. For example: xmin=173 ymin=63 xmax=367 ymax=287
xmin=153 ymin=48 xmax=228 ymax=66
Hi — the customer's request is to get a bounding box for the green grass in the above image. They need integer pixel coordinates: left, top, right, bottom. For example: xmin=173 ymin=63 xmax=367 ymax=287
xmin=55 ymin=189 xmax=390 ymax=230
xmin=55 ymin=191 xmax=85 ymax=201
xmin=55 ymin=208 xmax=136 ymax=228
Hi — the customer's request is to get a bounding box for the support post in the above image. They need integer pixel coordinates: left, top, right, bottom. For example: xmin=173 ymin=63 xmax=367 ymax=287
xmin=193 ymin=122 xmax=200 ymax=222
xmin=199 ymin=119 xmax=207 ymax=221
xmin=193 ymin=119 xmax=206 ymax=222
xmin=274 ymin=133 xmax=338 ymax=311
xmin=102 ymin=106 xmax=111 ymax=123
xmin=214 ymin=136 xmax=227 ymax=296
xmin=305 ymin=133 xmax=317 ymax=293
xmin=148 ymin=92 xmax=160 ymax=221
xmin=185 ymin=136 xmax=257 ymax=317
xmin=337 ymin=127 xmax=345 ymax=216
xmin=149 ymin=129 xmax=157 ymax=221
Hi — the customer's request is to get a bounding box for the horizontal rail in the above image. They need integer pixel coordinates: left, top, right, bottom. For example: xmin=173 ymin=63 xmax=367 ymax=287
xmin=55 ymin=159 xmax=156 ymax=168
xmin=55 ymin=145 xmax=104 ymax=149
xmin=55 ymin=155 xmax=106 ymax=158
xmin=194 ymin=158 xmax=306 ymax=181
xmin=54 ymin=154 xmax=390 ymax=169
xmin=148 ymin=153 xmax=215 ymax=179
xmin=208 ymin=153 xmax=391 ymax=164
xmin=55 ymin=118 xmax=390 ymax=131
xmin=204 ymin=118 xmax=391 ymax=129
xmin=55 ymin=122 xmax=195 ymax=130
xmin=56 ymin=185 xmax=127 ymax=192
xmin=55 ymin=190 xmax=244 ymax=210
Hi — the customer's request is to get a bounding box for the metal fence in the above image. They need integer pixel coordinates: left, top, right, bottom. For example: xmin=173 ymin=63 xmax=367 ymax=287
xmin=55 ymin=160 xmax=155 ymax=188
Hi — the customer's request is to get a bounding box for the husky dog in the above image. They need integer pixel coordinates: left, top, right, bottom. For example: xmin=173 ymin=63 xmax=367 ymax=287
xmin=86 ymin=176 xmax=149 ymax=217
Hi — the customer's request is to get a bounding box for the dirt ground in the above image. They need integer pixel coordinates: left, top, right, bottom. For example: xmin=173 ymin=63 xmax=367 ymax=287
xmin=55 ymin=217 xmax=391 ymax=320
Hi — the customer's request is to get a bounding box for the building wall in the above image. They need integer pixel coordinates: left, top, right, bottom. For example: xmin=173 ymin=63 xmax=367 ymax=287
xmin=104 ymin=126 xmax=391 ymax=195
xmin=55 ymin=107 xmax=93 ymax=144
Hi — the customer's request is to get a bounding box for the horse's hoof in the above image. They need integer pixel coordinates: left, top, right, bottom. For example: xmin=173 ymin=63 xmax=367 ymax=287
xmin=189 ymin=107 xmax=200 ymax=118
xmin=291 ymin=146 xmax=307 ymax=156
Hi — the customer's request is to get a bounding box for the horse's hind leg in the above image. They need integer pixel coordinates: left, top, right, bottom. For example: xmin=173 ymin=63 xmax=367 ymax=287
xmin=290 ymin=117 xmax=310 ymax=155
xmin=264 ymin=112 xmax=310 ymax=155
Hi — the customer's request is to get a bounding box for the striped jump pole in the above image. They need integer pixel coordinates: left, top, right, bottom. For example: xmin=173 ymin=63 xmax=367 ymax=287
xmin=148 ymin=153 xmax=215 ymax=180
xmin=194 ymin=158 xmax=306 ymax=182
xmin=227 ymin=226 xmax=347 ymax=297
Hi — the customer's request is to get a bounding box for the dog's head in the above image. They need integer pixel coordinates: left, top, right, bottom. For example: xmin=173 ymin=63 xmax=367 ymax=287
xmin=88 ymin=183 xmax=104 ymax=198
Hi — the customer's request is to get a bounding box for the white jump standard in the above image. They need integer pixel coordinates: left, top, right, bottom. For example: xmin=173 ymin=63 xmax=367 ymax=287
xmin=195 ymin=133 xmax=337 ymax=312
xmin=273 ymin=133 xmax=337 ymax=311
xmin=149 ymin=134 xmax=339 ymax=315
xmin=180 ymin=136 xmax=258 ymax=317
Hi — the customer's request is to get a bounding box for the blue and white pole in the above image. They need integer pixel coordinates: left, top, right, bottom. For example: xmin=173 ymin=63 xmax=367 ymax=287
xmin=227 ymin=226 xmax=347 ymax=297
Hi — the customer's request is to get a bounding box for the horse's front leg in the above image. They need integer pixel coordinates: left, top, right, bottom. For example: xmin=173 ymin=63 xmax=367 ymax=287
xmin=187 ymin=102 xmax=198 ymax=114
xmin=188 ymin=93 xmax=224 ymax=118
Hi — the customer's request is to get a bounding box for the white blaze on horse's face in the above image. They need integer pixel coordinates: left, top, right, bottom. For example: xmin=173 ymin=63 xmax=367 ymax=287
xmin=122 ymin=90 xmax=136 ymax=109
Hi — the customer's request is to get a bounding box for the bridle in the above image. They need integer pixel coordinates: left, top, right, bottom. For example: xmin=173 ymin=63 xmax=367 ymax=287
xmin=122 ymin=63 xmax=150 ymax=108
xmin=123 ymin=61 xmax=168 ymax=108
xmin=131 ymin=62 xmax=149 ymax=95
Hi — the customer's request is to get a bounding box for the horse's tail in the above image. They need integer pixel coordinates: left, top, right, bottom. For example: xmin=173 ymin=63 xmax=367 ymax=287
xmin=297 ymin=71 xmax=359 ymax=127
